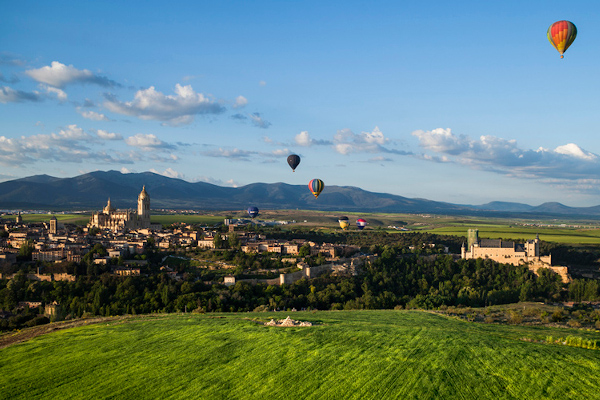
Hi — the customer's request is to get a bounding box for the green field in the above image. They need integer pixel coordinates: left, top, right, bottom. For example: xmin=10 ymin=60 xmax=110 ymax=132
xmin=420 ymin=225 xmax=600 ymax=244
xmin=1 ymin=310 xmax=599 ymax=399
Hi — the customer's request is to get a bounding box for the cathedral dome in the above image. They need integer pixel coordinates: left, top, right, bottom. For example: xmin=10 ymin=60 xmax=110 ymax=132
xmin=138 ymin=185 xmax=149 ymax=200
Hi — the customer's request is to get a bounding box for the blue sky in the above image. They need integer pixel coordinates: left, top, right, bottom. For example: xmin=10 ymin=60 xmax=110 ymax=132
xmin=2 ymin=1 xmax=600 ymax=207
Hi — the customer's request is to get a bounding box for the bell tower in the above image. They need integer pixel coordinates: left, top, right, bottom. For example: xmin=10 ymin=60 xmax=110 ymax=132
xmin=137 ymin=186 xmax=150 ymax=227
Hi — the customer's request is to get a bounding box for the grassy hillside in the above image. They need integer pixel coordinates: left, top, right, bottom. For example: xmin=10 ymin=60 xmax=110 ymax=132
xmin=1 ymin=310 xmax=600 ymax=399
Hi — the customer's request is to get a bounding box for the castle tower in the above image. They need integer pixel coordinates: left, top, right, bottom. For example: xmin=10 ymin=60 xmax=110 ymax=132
xmin=137 ymin=186 xmax=150 ymax=227
xmin=467 ymin=229 xmax=479 ymax=249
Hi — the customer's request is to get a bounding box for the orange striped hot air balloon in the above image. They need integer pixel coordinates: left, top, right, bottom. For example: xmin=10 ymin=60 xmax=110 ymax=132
xmin=547 ymin=20 xmax=577 ymax=58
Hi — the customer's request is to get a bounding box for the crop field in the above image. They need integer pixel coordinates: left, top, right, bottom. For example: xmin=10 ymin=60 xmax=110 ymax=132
xmin=420 ymin=225 xmax=600 ymax=245
xmin=1 ymin=310 xmax=599 ymax=399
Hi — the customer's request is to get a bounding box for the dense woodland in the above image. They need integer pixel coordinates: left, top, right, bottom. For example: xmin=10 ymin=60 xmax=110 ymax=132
xmin=1 ymin=230 xmax=600 ymax=331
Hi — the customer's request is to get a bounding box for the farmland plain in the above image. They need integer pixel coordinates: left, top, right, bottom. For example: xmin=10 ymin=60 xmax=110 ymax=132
xmin=1 ymin=310 xmax=599 ymax=399
xmin=7 ymin=210 xmax=600 ymax=244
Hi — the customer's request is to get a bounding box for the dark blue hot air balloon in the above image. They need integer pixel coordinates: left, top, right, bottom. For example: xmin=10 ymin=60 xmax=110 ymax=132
xmin=287 ymin=154 xmax=301 ymax=172
xmin=247 ymin=206 xmax=259 ymax=219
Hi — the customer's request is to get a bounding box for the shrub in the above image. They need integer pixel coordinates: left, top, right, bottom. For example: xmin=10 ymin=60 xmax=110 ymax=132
xmin=567 ymin=320 xmax=581 ymax=328
xmin=551 ymin=311 xmax=563 ymax=322
xmin=508 ymin=311 xmax=523 ymax=325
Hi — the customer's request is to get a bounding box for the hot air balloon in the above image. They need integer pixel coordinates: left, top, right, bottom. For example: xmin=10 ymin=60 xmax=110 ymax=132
xmin=308 ymin=179 xmax=324 ymax=199
xmin=287 ymin=154 xmax=301 ymax=172
xmin=356 ymin=218 xmax=367 ymax=230
xmin=547 ymin=20 xmax=577 ymax=58
xmin=247 ymin=206 xmax=259 ymax=219
xmin=338 ymin=216 xmax=349 ymax=230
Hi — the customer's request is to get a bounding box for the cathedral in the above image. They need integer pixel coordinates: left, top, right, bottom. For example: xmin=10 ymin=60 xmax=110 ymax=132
xmin=88 ymin=186 xmax=151 ymax=232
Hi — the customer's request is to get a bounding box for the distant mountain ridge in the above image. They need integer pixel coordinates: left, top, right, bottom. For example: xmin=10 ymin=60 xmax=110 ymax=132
xmin=0 ymin=170 xmax=599 ymax=217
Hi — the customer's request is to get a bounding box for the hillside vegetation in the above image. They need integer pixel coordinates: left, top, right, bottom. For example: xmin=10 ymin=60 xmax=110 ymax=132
xmin=1 ymin=310 xmax=600 ymax=399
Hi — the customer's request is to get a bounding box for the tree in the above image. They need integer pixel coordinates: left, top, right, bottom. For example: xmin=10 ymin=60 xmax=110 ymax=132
xmin=228 ymin=233 xmax=241 ymax=250
xmin=18 ymin=240 xmax=35 ymax=260
xmin=298 ymin=244 xmax=311 ymax=257
xmin=213 ymin=234 xmax=224 ymax=249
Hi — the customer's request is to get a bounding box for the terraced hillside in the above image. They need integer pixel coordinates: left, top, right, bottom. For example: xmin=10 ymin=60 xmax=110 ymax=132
xmin=1 ymin=310 xmax=600 ymax=399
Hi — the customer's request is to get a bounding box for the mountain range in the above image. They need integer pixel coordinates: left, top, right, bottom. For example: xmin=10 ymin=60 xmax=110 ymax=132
xmin=1 ymin=170 xmax=599 ymax=218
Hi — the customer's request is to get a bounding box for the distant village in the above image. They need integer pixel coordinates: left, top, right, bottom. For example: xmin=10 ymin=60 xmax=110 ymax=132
xmin=0 ymin=186 xmax=575 ymax=322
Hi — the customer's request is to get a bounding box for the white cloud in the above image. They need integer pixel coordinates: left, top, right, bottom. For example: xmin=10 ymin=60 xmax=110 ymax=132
xmin=332 ymin=126 xmax=408 ymax=155
xmin=43 ymin=85 xmax=67 ymax=101
xmin=25 ymin=61 xmax=119 ymax=88
xmin=412 ymin=127 xmax=600 ymax=184
xmin=78 ymin=108 xmax=109 ymax=121
xmin=295 ymin=131 xmax=311 ymax=146
xmin=233 ymin=95 xmax=248 ymax=109
xmin=150 ymin=167 xmax=184 ymax=179
xmin=104 ymin=84 xmax=225 ymax=125
xmin=96 ymin=129 xmax=123 ymax=140
xmin=294 ymin=131 xmax=331 ymax=147
xmin=271 ymin=148 xmax=290 ymax=156
xmin=125 ymin=133 xmax=175 ymax=151
xmin=554 ymin=143 xmax=597 ymax=161
xmin=0 ymin=125 xmax=133 ymax=166
xmin=120 ymin=167 xmax=134 ymax=174
xmin=193 ymin=176 xmax=240 ymax=187
xmin=259 ymin=80 xmax=266 ymax=86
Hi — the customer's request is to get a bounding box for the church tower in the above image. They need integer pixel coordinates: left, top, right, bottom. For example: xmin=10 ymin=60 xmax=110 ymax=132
xmin=137 ymin=186 xmax=150 ymax=227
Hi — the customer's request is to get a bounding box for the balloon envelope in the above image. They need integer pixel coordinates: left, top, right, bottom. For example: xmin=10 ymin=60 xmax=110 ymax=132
xmin=356 ymin=218 xmax=367 ymax=230
xmin=247 ymin=206 xmax=259 ymax=219
xmin=547 ymin=20 xmax=577 ymax=58
xmin=308 ymin=179 xmax=324 ymax=199
xmin=287 ymin=154 xmax=301 ymax=172
xmin=338 ymin=216 xmax=349 ymax=230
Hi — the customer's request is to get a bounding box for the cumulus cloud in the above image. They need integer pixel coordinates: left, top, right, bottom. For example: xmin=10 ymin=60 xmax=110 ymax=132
xmin=333 ymin=126 xmax=411 ymax=156
xmin=412 ymin=128 xmax=600 ymax=183
xmin=25 ymin=61 xmax=119 ymax=88
xmin=294 ymin=131 xmax=331 ymax=147
xmin=43 ymin=85 xmax=68 ymax=101
xmin=233 ymin=95 xmax=248 ymax=109
xmin=150 ymin=167 xmax=184 ymax=179
xmin=125 ymin=133 xmax=176 ymax=151
xmin=0 ymin=86 xmax=42 ymax=103
xmin=0 ymin=125 xmax=133 ymax=166
xmin=104 ymin=84 xmax=226 ymax=125
xmin=78 ymin=108 xmax=110 ymax=121
xmin=96 ymin=129 xmax=122 ymax=140
xmin=259 ymin=80 xmax=266 ymax=86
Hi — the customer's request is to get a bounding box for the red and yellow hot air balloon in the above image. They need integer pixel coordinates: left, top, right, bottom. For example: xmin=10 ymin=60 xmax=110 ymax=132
xmin=547 ymin=20 xmax=577 ymax=59
xmin=308 ymin=179 xmax=324 ymax=199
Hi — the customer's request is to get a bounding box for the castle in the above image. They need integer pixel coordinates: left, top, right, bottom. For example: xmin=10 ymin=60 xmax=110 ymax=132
xmin=461 ymin=229 xmax=569 ymax=282
xmin=88 ymin=186 xmax=151 ymax=232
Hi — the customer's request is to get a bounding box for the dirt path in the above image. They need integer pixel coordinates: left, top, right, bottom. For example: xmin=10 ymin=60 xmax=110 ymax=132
xmin=0 ymin=316 xmax=136 ymax=350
